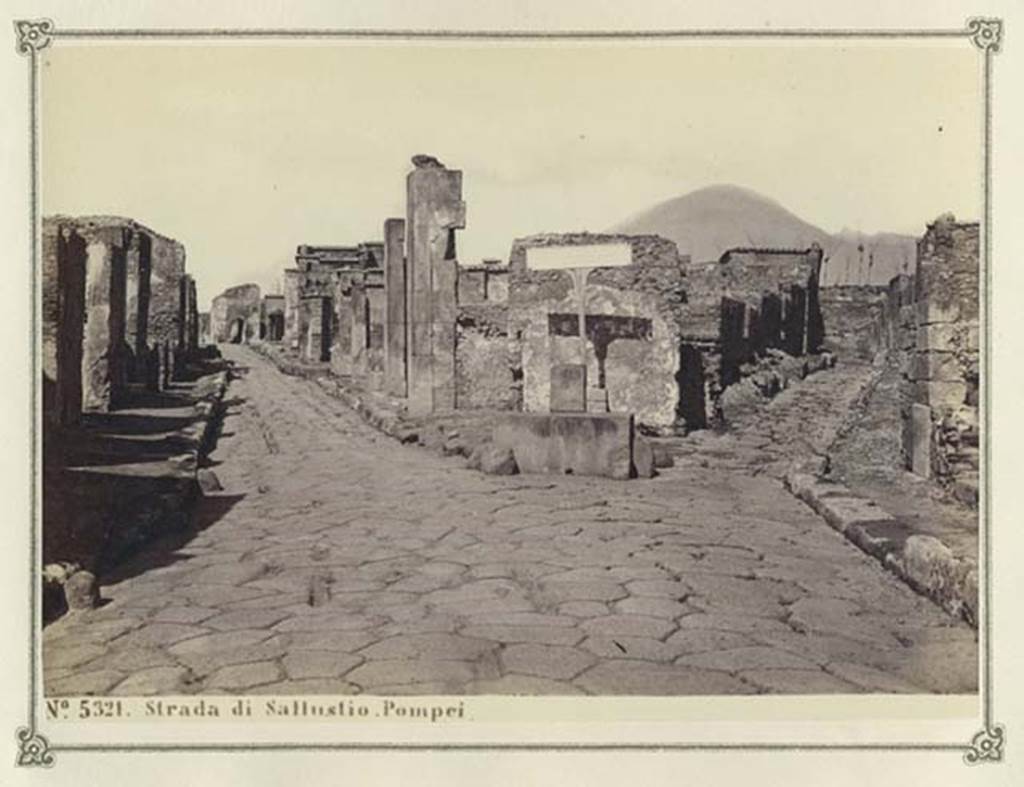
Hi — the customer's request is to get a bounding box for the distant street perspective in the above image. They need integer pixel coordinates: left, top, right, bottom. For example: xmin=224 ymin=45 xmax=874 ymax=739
xmin=40 ymin=43 xmax=982 ymax=698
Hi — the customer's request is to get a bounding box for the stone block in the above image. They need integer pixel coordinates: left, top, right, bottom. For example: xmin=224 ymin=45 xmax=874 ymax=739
xmin=909 ymin=403 xmax=933 ymax=477
xmin=550 ymin=364 xmax=586 ymax=412
xmin=914 ymin=380 xmax=968 ymax=411
xmin=493 ymin=412 xmax=635 ymax=479
xmin=911 ymin=351 xmax=965 ymax=383
xmin=586 ymin=387 xmax=609 ymax=413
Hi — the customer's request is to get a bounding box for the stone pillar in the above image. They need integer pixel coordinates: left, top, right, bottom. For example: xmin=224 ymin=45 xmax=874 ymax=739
xmin=283 ymin=270 xmax=303 ymax=349
xmin=782 ymin=284 xmax=807 ymax=357
xmin=383 ymin=217 xmax=407 ymax=397
xmin=124 ymin=230 xmax=152 ymax=383
xmin=42 ymin=219 xmax=86 ymax=427
xmin=187 ymin=276 xmax=199 ymax=353
xmin=405 ymin=158 xmax=465 ymax=415
xmin=81 ymin=225 xmax=129 ymax=411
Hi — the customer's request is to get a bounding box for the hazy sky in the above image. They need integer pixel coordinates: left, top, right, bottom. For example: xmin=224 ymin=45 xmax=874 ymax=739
xmin=41 ymin=42 xmax=981 ymax=307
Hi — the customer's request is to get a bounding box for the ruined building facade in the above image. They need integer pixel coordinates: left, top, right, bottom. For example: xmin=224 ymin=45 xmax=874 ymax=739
xmin=241 ymin=157 xmax=828 ymax=437
xmin=42 ymin=215 xmax=199 ymax=429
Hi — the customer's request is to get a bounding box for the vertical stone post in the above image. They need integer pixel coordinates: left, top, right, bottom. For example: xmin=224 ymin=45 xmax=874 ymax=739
xmin=42 ymin=220 xmax=87 ymax=427
xmin=383 ymin=217 xmax=407 ymax=397
xmin=125 ymin=230 xmax=152 ymax=383
xmin=405 ymin=158 xmax=465 ymax=415
xmin=81 ymin=225 xmax=129 ymax=411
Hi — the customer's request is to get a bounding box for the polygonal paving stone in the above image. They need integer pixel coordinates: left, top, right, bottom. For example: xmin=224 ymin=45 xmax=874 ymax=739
xmin=203 ymin=608 xmax=293 ymax=631
xmin=580 ymin=614 xmax=675 ymax=639
xmin=499 ymin=644 xmax=596 ymax=680
xmin=579 ymin=635 xmax=680 ymax=662
xmin=673 ymin=613 xmax=791 ymax=636
xmin=47 ymin=669 xmax=126 ymax=696
xmin=614 ymin=596 xmax=696 ymax=619
xmin=287 ymin=630 xmax=381 ymax=652
xmin=738 ymin=668 xmax=862 ymax=694
xmin=823 ymin=662 xmax=927 ymax=694
xmin=44 ymin=642 xmax=108 ymax=670
xmin=182 ymin=585 xmax=276 ymax=607
xmin=535 ymin=581 xmax=628 ymax=604
xmin=359 ymin=633 xmax=497 ymax=661
xmin=663 ymin=629 xmax=755 ymax=656
xmin=246 ymin=679 xmax=360 ymax=695
xmin=111 ymin=667 xmax=190 ymax=696
xmin=346 ymin=659 xmax=479 ymax=689
xmin=168 ymin=628 xmax=271 ymax=655
xmin=282 ymin=651 xmax=363 ymax=680
xmin=464 ymin=675 xmax=586 ymax=695
xmin=623 ymin=578 xmax=694 ymax=597
xmin=272 ymin=612 xmax=386 ymax=633
xmin=151 ymin=606 xmax=221 ymax=625
xmin=557 ymin=601 xmax=610 ymax=618
xmin=460 ymin=625 xmax=584 ymax=647
xmin=480 ymin=612 xmax=578 ymax=627
xmin=204 ymin=660 xmax=283 ymax=691
xmin=87 ymin=646 xmax=178 ymax=673
xmin=115 ymin=623 xmax=211 ymax=649
xmin=574 ymin=660 xmax=756 ymax=696
xmin=673 ymin=646 xmax=818 ymax=672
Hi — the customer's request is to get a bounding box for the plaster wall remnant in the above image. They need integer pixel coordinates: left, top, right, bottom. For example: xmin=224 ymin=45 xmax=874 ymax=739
xmin=507 ymin=232 xmax=686 ymax=430
xmin=147 ymin=231 xmax=187 ymax=390
xmin=383 ymin=218 xmax=407 ymax=396
xmin=42 ymin=217 xmax=86 ymax=428
xmin=405 ymin=156 xmax=466 ymax=415
xmin=210 ymin=283 xmax=262 ymax=344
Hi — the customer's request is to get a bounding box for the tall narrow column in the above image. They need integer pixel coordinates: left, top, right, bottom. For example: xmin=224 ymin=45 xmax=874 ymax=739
xmin=81 ymin=225 xmax=129 ymax=411
xmin=383 ymin=217 xmax=407 ymax=396
xmin=405 ymin=157 xmax=465 ymax=415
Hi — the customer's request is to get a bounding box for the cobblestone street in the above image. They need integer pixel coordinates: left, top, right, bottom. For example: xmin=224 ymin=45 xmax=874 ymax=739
xmin=43 ymin=346 xmax=977 ymax=697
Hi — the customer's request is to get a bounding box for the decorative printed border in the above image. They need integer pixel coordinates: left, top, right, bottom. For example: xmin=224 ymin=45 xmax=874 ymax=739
xmin=12 ymin=16 xmax=1005 ymax=767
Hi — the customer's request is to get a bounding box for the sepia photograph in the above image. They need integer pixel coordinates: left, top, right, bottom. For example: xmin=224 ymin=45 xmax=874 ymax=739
xmin=38 ymin=36 xmax=984 ymax=702
xmin=4 ymin=0 xmax=1023 ymax=782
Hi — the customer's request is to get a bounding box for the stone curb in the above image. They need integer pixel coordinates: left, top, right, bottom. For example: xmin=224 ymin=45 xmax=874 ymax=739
xmin=784 ymin=471 xmax=977 ymax=627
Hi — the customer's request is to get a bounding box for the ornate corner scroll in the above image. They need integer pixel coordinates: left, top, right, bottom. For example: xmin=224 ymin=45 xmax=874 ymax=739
xmin=15 ymin=727 xmax=54 ymax=768
xmin=964 ymin=725 xmax=1005 ymax=765
xmin=967 ymin=17 xmax=1003 ymax=53
xmin=14 ymin=18 xmax=54 ymax=55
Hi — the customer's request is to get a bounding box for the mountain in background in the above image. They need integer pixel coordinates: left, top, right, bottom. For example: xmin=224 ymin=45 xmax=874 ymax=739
xmin=610 ymin=184 xmax=918 ymax=286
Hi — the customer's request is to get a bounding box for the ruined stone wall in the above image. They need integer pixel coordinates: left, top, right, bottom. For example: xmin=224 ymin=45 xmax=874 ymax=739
xmin=455 ymin=303 xmax=520 ymax=410
xmin=818 ymin=285 xmax=888 ymax=358
xmin=507 ymin=233 xmax=686 ymax=430
xmin=300 ymin=296 xmax=332 ymax=363
xmin=198 ymin=312 xmax=211 ymax=346
xmin=680 ymin=248 xmax=824 ymax=393
xmin=42 ymin=217 xmax=86 ymax=427
xmin=210 ymin=283 xmax=262 ymax=343
xmin=148 ymin=232 xmax=186 ymax=388
xmin=458 ymin=263 xmax=510 ymax=307
xmin=262 ymin=295 xmax=285 ymax=341
xmin=900 ymin=216 xmax=979 ymax=505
